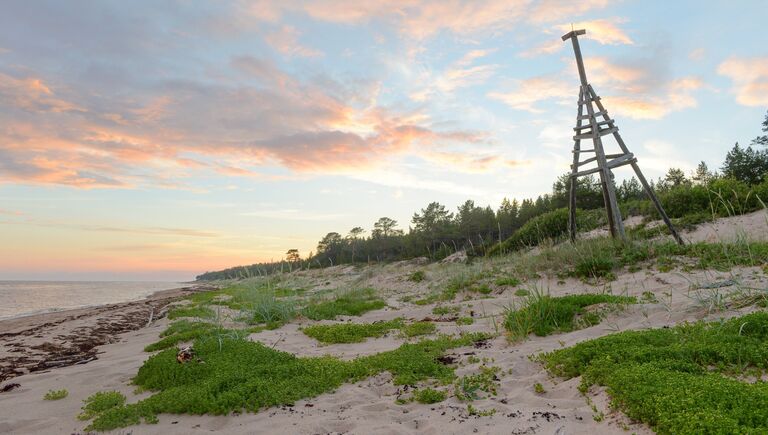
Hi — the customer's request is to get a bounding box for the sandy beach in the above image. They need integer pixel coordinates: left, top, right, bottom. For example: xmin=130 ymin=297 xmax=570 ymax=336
xmin=0 ymin=210 xmax=766 ymax=434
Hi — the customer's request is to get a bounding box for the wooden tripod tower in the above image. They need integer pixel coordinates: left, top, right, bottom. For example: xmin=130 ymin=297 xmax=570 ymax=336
xmin=562 ymin=29 xmax=683 ymax=245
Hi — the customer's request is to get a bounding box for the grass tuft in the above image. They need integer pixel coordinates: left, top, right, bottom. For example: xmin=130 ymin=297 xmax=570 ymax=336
xmin=504 ymin=290 xmax=636 ymax=340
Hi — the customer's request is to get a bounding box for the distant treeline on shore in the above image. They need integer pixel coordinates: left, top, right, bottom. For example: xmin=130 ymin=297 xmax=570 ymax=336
xmin=196 ymin=111 xmax=768 ymax=281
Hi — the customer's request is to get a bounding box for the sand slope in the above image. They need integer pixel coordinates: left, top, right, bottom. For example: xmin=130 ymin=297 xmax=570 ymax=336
xmin=1 ymin=212 xmax=766 ymax=434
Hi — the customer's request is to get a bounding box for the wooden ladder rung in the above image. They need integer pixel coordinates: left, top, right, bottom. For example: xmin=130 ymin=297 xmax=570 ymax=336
xmin=573 ymin=119 xmax=613 ymax=131
xmin=572 ymin=148 xmax=595 ymax=153
xmin=578 ymin=111 xmax=605 ymax=120
xmin=573 ymin=126 xmax=618 ymax=141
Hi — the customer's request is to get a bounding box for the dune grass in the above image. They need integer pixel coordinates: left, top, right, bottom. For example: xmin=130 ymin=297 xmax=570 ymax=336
xmin=504 ymin=290 xmax=636 ymax=340
xmin=82 ymin=330 xmax=490 ymax=431
xmin=539 ymin=311 xmax=768 ymax=434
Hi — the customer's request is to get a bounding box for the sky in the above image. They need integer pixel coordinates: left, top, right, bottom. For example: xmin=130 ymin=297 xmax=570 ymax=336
xmin=1 ymin=1 xmax=767 ymax=281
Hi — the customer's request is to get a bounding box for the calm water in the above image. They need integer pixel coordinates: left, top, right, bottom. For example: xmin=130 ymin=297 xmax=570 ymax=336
xmin=0 ymin=281 xmax=184 ymax=320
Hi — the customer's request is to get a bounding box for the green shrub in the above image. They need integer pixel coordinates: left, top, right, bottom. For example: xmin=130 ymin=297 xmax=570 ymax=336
xmin=413 ymin=388 xmax=447 ymax=404
xmin=505 ymin=292 xmax=636 ymax=339
xmin=303 ymin=288 xmax=386 ymax=320
xmin=489 ymin=208 xmax=605 ymax=254
xmin=44 ymin=389 xmax=68 ymax=400
xmin=302 ymin=319 xmax=403 ymax=344
xmin=540 ymin=311 xmax=768 ymax=434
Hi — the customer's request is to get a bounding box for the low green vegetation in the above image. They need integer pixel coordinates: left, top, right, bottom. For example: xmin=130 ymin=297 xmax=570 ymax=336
xmin=84 ymin=330 xmax=490 ymax=431
xmin=456 ymin=317 xmax=474 ymax=325
xmin=143 ymin=320 xmax=219 ymax=352
xmin=494 ymin=276 xmax=520 ymax=287
xmin=78 ymin=391 xmax=127 ymax=421
xmin=408 ymin=270 xmax=426 ymax=282
xmin=432 ymin=305 xmax=460 ymax=316
xmin=302 ymin=319 xmax=404 ymax=344
xmin=505 ymin=292 xmax=636 ymax=340
xmin=43 ymin=389 xmax=68 ymax=400
xmin=303 ymin=288 xmax=386 ymax=320
xmin=514 ymin=289 xmax=530 ymax=297
xmin=540 ymin=311 xmax=768 ymax=434
xmin=167 ymin=305 xmax=215 ymax=320
xmin=401 ymin=321 xmax=437 ymax=337
xmin=413 ymin=387 xmax=447 ymax=404
xmin=533 ymin=382 xmax=545 ymax=394
xmin=302 ymin=319 xmax=438 ymax=343
xmin=454 ymin=366 xmax=500 ymax=401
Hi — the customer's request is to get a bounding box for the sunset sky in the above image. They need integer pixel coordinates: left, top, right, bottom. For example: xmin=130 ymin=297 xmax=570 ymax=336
xmin=1 ymin=1 xmax=767 ymax=281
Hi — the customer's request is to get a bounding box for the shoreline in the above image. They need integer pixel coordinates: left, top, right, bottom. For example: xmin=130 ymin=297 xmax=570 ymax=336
xmin=0 ymin=283 xmax=217 ymax=383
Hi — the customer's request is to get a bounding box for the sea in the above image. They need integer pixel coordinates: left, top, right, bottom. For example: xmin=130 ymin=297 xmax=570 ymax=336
xmin=0 ymin=280 xmax=185 ymax=320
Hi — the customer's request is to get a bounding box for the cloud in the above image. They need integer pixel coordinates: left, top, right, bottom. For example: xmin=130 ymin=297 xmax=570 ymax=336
xmin=717 ymin=57 xmax=768 ymax=106
xmin=491 ymin=55 xmax=703 ymax=120
xmin=239 ymin=0 xmax=610 ymax=40
xmin=265 ymin=25 xmax=323 ymax=57
xmin=527 ymin=0 xmax=612 ymax=24
xmin=411 ymin=49 xmax=498 ymax=101
xmin=488 ymin=76 xmax=574 ymax=112
xmin=522 ymin=18 xmax=633 ymax=58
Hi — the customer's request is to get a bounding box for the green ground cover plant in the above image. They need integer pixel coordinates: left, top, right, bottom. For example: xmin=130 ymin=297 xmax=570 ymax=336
xmin=408 ymin=270 xmax=426 ymax=282
xmin=504 ymin=291 xmax=636 ymax=340
xmin=83 ymin=330 xmax=490 ymax=431
xmin=303 ymin=288 xmax=386 ymax=320
xmin=540 ymin=311 xmax=768 ymax=434
xmin=494 ymin=276 xmax=521 ymax=287
xmin=302 ymin=319 xmax=404 ymax=344
xmin=432 ymin=305 xmax=460 ymax=316
xmin=78 ymin=391 xmax=127 ymax=421
xmin=413 ymin=387 xmax=447 ymax=404
xmin=454 ymin=366 xmax=500 ymax=401
xmin=144 ymin=320 xmax=219 ymax=352
xmin=43 ymin=389 xmax=68 ymax=400
xmin=401 ymin=321 xmax=437 ymax=337
xmin=456 ymin=317 xmax=474 ymax=325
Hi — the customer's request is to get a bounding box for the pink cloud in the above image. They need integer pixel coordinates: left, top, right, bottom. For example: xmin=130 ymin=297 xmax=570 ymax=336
xmin=717 ymin=57 xmax=768 ymax=106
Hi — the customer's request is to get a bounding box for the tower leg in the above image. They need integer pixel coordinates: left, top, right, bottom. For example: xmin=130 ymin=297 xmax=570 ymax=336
xmin=630 ymin=162 xmax=684 ymax=245
xmin=569 ymin=88 xmax=585 ymax=243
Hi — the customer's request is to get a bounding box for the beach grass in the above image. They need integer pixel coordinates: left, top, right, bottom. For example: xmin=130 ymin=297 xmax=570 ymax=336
xmin=504 ymin=290 xmax=636 ymax=340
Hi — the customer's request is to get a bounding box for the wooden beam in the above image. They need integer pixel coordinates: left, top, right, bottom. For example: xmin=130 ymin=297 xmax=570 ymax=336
xmin=561 ymin=29 xmax=586 ymax=41
xmin=573 ymin=126 xmax=618 ymax=140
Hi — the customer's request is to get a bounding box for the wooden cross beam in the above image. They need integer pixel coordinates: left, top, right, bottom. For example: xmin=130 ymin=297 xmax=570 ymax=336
xmin=563 ymin=29 xmax=683 ymax=245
